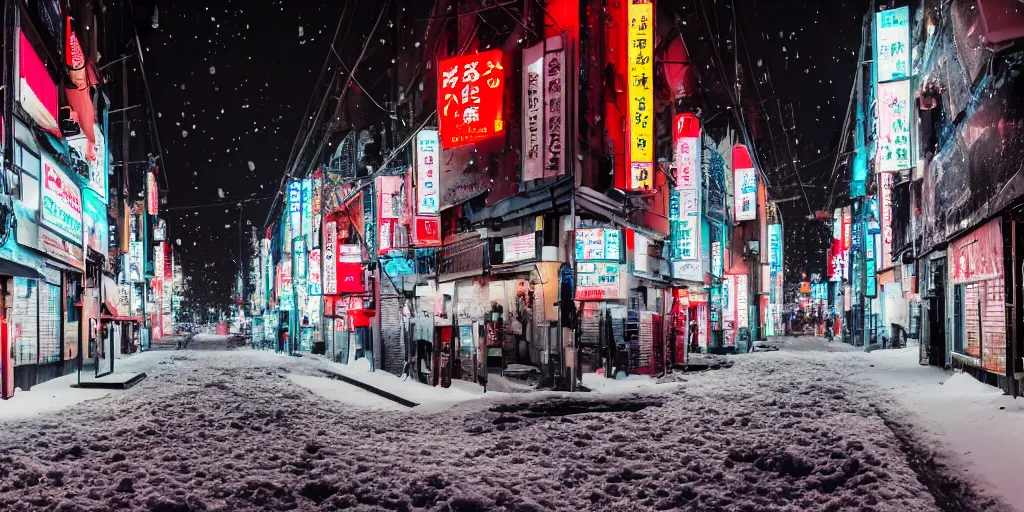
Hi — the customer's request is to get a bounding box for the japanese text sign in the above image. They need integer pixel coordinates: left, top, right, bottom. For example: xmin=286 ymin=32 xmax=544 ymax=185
xmin=543 ymin=36 xmax=565 ymax=180
xmin=415 ymin=129 xmax=440 ymax=214
xmin=323 ymin=220 xmax=337 ymax=295
xmin=733 ymin=145 xmax=756 ymax=221
xmin=437 ymin=50 xmax=505 ymax=148
xmin=575 ymin=228 xmax=622 ymax=261
xmin=877 ymin=80 xmax=911 ymax=172
xmin=288 ymin=181 xmax=302 ymax=234
xmin=522 ymin=42 xmax=545 ymax=182
xmin=875 ymin=7 xmax=910 ymax=83
xmin=627 ymin=0 xmax=654 ymax=190
xmin=41 ymin=156 xmax=83 ymax=244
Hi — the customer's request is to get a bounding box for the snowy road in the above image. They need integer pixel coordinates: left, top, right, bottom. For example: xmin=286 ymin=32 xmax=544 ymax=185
xmin=0 ymin=336 xmax=1013 ymax=511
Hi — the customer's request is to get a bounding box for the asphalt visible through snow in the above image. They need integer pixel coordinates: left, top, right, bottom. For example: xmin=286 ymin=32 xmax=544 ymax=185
xmin=0 ymin=336 xmax=1010 ymax=511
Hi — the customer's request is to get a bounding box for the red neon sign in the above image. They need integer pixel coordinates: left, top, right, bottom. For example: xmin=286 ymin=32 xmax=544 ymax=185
xmin=437 ymin=50 xmax=506 ymax=149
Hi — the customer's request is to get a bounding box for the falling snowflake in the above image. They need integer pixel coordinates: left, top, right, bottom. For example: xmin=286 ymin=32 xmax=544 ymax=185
xmin=298 ymin=26 xmax=304 ymax=37
xmin=218 ymin=188 xmax=225 ymax=198
xmin=182 ymin=130 xmax=188 ymax=138
xmin=209 ymin=66 xmax=216 ymax=75
xmin=176 ymin=239 xmax=182 ymax=245
xmin=247 ymin=161 xmax=255 ymax=171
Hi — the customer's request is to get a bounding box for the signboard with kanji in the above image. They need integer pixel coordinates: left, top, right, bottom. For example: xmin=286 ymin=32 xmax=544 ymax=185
xmin=626 ymin=0 xmax=654 ymax=190
xmin=437 ymin=50 xmax=505 ymax=149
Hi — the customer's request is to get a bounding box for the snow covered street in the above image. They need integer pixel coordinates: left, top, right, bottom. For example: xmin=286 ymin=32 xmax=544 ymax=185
xmin=0 ymin=335 xmax=1016 ymax=511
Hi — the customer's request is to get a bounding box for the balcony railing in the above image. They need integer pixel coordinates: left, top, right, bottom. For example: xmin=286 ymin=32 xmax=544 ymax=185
xmin=437 ymin=236 xmax=488 ymax=278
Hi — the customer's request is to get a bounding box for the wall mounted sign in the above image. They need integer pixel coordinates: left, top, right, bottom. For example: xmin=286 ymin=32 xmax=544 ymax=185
xmin=626 ymin=0 xmax=655 ymax=190
xmin=877 ymin=80 xmax=912 ymax=172
xmin=575 ymin=228 xmax=622 ymax=261
xmin=522 ymin=42 xmax=544 ymax=182
xmin=415 ymin=129 xmax=440 ymax=214
xmin=502 ymin=233 xmax=536 ymax=263
xmin=41 ymin=156 xmax=83 ymax=244
xmin=875 ymin=7 xmax=910 ymax=83
xmin=437 ymin=50 xmax=505 ymax=148
xmin=575 ymin=262 xmax=624 ymax=301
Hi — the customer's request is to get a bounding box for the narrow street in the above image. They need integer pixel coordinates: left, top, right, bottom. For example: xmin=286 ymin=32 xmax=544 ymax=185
xmin=0 ymin=336 xmax=1014 ymax=511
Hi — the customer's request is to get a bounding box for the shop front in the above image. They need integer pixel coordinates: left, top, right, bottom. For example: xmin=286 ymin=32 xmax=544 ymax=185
xmin=575 ymin=227 xmax=628 ymax=377
xmin=947 ymin=218 xmax=1011 ymax=390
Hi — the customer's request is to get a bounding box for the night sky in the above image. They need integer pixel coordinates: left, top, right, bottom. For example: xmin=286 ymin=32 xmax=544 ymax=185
xmin=140 ymin=0 xmax=867 ymax=311
xmin=141 ymin=0 xmax=346 ymax=312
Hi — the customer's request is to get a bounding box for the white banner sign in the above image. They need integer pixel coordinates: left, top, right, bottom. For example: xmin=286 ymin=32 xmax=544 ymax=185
xmin=502 ymin=233 xmax=536 ymax=263
xmin=41 ymin=156 xmax=84 ymax=244
xmin=323 ymin=221 xmax=337 ymax=295
xmin=522 ymin=42 xmax=545 ymax=182
xmin=736 ymin=274 xmax=749 ymax=329
xmin=878 ymin=80 xmax=911 ymax=172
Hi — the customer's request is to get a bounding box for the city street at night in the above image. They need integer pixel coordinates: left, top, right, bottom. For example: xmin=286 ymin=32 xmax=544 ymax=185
xmin=4 ymin=0 xmax=1024 ymax=510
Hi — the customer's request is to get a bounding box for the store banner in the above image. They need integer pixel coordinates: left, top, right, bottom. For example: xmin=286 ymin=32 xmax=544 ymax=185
xmin=722 ymin=275 xmax=734 ymax=322
xmin=626 ymin=0 xmax=655 ymax=190
xmin=40 ymin=228 xmax=84 ymax=270
xmin=288 ymin=181 xmax=302 ymax=235
xmin=437 ymin=50 xmax=506 ymax=148
xmin=874 ymin=6 xmax=910 ymax=83
xmin=336 ymin=263 xmax=364 ymax=294
xmin=673 ymin=113 xmax=701 ymax=262
xmin=522 ymin=42 xmax=545 ymax=182
xmin=302 ymin=179 xmax=313 ymax=247
xmin=543 ymin=36 xmax=565 ymax=179
xmin=18 ymin=30 xmax=59 ymax=133
xmin=68 ymin=127 xmax=107 ymax=203
xmin=736 ymin=274 xmax=749 ymax=329
xmin=415 ymin=129 xmax=440 ymax=215
xmin=502 ymin=233 xmax=536 ymax=263
xmin=41 ymin=156 xmax=83 ymax=244
xmin=879 ymin=172 xmax=894 ymax=267
xmin=877 ymin=80 xmax=912 ymax=172
xmin=575 ymin=262 xmax=624 ymax=301
xmin=768 ymin=224 xmax=782 ymax=273
xmin=949 ymin=218 xmax=1002 ymax=285
xmin=128 ymin=241 xmax=144 ymax=282
xmin=732 ymin=145 xmax=756 ymax=221
xmin=414 ymin=216 xmax=441 ymax=246
xmin=323 ymin=221 xmax=337 ymax=295
xmin=711 ymin=241 xmax=722 ymax=278
xmin=147 ymin=172 xmax=159 ymax=216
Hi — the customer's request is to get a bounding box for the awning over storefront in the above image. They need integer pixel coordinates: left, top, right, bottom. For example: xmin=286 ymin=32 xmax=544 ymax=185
xmin=575 ymin=187 xmax=667 ymax=242
xmin=465 ymin=177 xmax=572 ymax=224
xmin=0 ymin=258 xmax=44 ymax=279
xmin=100 ymin=315 xmax=142 ymax=322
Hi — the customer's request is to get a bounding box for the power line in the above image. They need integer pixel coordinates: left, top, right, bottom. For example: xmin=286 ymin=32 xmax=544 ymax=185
xmin=263 ymin=0 xmax=392 ymax=232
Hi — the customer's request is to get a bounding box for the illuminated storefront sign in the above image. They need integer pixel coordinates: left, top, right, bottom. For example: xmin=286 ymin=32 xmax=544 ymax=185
xmin=415 ymin=129 xmax=440 ymax=214
xmin=288 ymin=181 xmax=302 ymax=234
xmin=309 ymin=249 xmax=322 ymax=296
xmin=543 ymin=36 xmax=565 ymax=180
xmin=522 ymin=42 xmax=544 ymax=182
xmin=502 ymin=233 xmax=536 ymax=263
xmin=877 ymin=79 xmax=911 ymax=172
xmin=575 ymin=228 xmax=622 ymax=261
xmin=301 ymin=179 xmax=313 ymax=246
xmin=279 ymin=261 xmax=294 ymax=311
xmin=68 ymin=127 xmax=107 ymax=203
xmin=323 ymin=220 xmax=337 ymax=295
xmin=673 ymin=113 xmax=701 ymax=262
xmin=147 ymin=172 xmax=158 ymax=216
xmin=128 ymin=241 xmax=144 ymax=282
xmin=722 ymin=275 xmax=734 ymax=322
xmin=414 ymin=216 xmax=441 ymax=246
xmin=879 ymin=172 xmax=894 ymax=267
xmin=626 ymin=0 xmax=655 ymax=190
xmin=41 ymin=156 xmax=83 ymax=244
xmin=768 ymin=224 xmax=782 ymax=273
xmin=875 ymin=7 xmax=910 ymax=83
xmin=575 ymin=262 xmax=624 ymax=301
xmin=711 ymin=241 xmax=722 ymax=278
xmin=437 ymin=50 xmax=505 ymax=148
xmin=732 ymin=145 xmax=756 ymax=221
xmin=735 ymin=274 xmax=749 ymax=329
